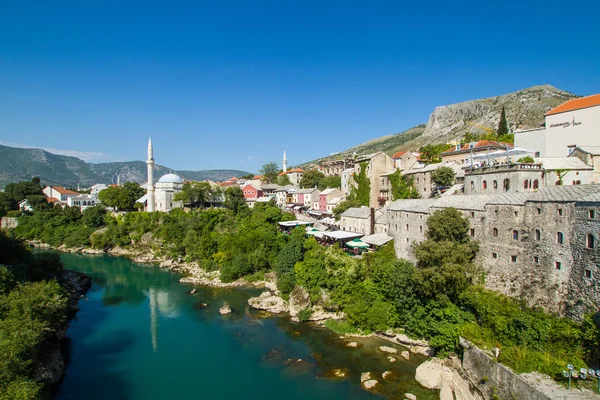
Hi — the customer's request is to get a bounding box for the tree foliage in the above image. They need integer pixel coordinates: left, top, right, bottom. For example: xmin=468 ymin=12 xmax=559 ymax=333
xmin=388 ymin=170 xmax=419 ymax=200
xmin=497 ymin=106 xmax=509 ymax=136
xmin=277 ymin=173 xmax=291 ymax=186
xmin=419 ymin=144 xmax=451 ymax=164
xmin=299 ymin=170 xmax=341 ymax=190
xmin=431 ymin=166 xmax=456 ymax=188
xmin=98 ymin=182 xmax=144 ymax=211
xmin=349 ymin=162 xmax=370 ymax=206
xmin=259 ymin=162 xmax=279 ymax=184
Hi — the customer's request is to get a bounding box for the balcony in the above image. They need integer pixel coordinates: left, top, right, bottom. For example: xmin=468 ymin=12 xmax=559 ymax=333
xmin=464 ymin=163 xmax=542 ymax=176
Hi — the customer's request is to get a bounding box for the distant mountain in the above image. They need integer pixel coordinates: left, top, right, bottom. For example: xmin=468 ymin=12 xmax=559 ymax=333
xmin=0 ymin=145 xmax=250 ymax=189
xmin=300 ymin=85 xmax=578 ymax=166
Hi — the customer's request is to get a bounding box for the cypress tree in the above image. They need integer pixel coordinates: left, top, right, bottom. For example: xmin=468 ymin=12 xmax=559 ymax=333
xmin=497 ymin=106 xmax=508 ymax=136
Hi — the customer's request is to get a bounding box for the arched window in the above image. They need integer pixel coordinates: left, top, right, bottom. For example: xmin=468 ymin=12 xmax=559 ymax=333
xmin=587 ymin=234 xmax=595 ymax=249
xmin=470 ymin=181 xmax=474 ymax=190
xmin=503 ymin=179 xmax=510 ymax=192
xmin=492 ymin=228 xmax=498 ymax=237
xmin=557 ymin=232 xmax=564 ymax=244
xmin=524 ymin=180 xmax=529 ymax=189
xmin=513 ymin=230 xmax=519 ymax=240
xmin=493 ymin=180 xmax=498 ymax=189
xmin=483 ymin=181 xmax=487 ymax=189
xmin=535 ymin=229 xmax=541 ymax=241
xmin=533 ymin=179 xmax=539 ymax=189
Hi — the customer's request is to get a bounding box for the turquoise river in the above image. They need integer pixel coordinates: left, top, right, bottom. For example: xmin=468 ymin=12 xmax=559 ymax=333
xmin=55 ymin=252 xmax=436 ymax=400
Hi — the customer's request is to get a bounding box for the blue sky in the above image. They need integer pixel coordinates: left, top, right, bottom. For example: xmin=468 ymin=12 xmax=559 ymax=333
xmin=1 ymin=0 xmax=599 ymax=173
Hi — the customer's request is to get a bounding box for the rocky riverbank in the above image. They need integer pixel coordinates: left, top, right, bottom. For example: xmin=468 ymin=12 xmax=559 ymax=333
xmin=36 ymin=269 xmax=92 ymax=390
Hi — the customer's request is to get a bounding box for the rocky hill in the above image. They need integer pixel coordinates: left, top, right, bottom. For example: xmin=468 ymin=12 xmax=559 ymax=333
xmin=299 ymin=125 xmax=426 ymax=167
xmin=0 ymin=145 xmax=250 ymax=188
xmin=399 ymin=84 xmax=577 ymax=150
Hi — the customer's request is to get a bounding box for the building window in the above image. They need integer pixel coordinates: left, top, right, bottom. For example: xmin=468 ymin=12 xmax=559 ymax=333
xmin=587 ymin=234 xmax=595 ymax=249
xmin=470 ymin=212 xmax=475 ymax=217
xmin=503 ymin=179 xmax=510 ymax=192
xmin=492 ymin=252 xmax=498 ymax=259
xmin=524 ymin=180 xmax=529 ymax=189
xmin=470 ymin=181 xmax=474 ymax=190
xmin=493 ymin=180 xmax=498 ymax=189
xmin=555 ymin=261 xmax=562 ymax=270
xmin=536 ymin=208 xmax=542 ymax=215
xmin=533 ymin=179 xmax=539 ymax=189
xmin=535 ymin=151 xmax=540 ymax=157
xmin=483 ymin=180 xmax=487 ymax=189
xmin=590 ymin=210 xmax=596 ymax=219
xmin=492 ymin=228 xmax=498 ymax=237
xmin=419 ymin=226 xmax=423 ymax=233
xmin=557 ymin=232 xmax=564 ymax=244
xmin=534 ymin=256 xmax=540 ymax=264
xmin=513 ymin=230 xmax=519 ymax=240
xmin=511 ymin=255 xmax=518 ymax=263
xmin=558 ymin=208 xmax=563 ymax=216
xmin=406 ymin=238 xmax=409 ymax=243
xmin=535 ymin=229 xmax=541 ymax=240
xmin=406 ymin=224 xmax=409 ymax=231
xmin=494 ymin=209 xmax=499 ymax=216
xmin=514 ymin=211 xmax=518 ymax=217
xmin=585 ymin=269 xmax=593 ymax=279
xmin=470 ymin=228 xmax=475 ymax=237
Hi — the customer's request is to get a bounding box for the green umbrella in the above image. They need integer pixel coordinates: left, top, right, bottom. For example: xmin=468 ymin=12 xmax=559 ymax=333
xmin=346 ymin=239 xmax=369 ymax=249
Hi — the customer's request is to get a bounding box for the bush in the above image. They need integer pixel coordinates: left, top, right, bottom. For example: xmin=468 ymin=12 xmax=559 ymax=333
xmin=297 ymin=308 xmax=313 ymax=322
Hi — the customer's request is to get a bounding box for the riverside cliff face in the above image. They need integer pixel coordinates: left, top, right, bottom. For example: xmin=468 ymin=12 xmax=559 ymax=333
xmin=420 ymin=84 xmax=576 ymax=143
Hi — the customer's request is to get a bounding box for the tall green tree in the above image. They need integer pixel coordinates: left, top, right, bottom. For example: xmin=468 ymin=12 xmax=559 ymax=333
xmin=431 ymin=166 xmax=456 ymax=188
xmin=224 ymin=186 xmax=247 ymax=214
xmin=259 ymin=162 xmax=279 ymax=184
xmin=277 ymin=173 xmax=291 ymax=186
xmin=497 ymin=106 xmax=509 ymax=136
xmin=299 ymin=169 xmax=325 ymax=188
xmin=412 ymin=208 xmax=479 ymax=300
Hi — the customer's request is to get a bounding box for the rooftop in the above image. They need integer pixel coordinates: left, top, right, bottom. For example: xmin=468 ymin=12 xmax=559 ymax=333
xmin=442 ymin=140 xmax=513 ymax=155
xmin=49 ymin=186 xmax=79 ymax=195
xmin=341 ymin=207 xmax=371 ymax=219
xmin=546 ymin=93 xmax=600 ymax=116
xmin=534 ymin=157 xmax=592 ymax=171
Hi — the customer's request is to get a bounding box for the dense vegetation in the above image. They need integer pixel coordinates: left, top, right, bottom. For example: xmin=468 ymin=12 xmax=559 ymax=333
xmin=298 ymin=170 xmax=341 ymax=191
xmin=0 ymin=232 xmax=71 ymax=399
xmin=10 ymin=199 xmax=600 ymax=379
xmin=0 ymin=178 xmax=47 ymax=217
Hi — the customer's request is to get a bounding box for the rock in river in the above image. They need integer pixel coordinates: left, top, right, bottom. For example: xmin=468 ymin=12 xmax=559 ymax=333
xmin=219 ymin=304 xmax=232 ymax=315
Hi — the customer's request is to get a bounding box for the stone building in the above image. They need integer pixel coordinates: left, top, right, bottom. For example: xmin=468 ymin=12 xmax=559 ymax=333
xmin=570 ymin=146 xmax=600 ymax=183
xmin=339 ymin=207 xmax=372 ymax=234
xmin=401 ymin=162 xmax=463 ymax=197
xmin=352 ymin=152 xmax=394 ymax=209
xmin=391 ymin=151 xmax=424 ymax=170
xmin=385 ymin=185 xmax=600 ymax=318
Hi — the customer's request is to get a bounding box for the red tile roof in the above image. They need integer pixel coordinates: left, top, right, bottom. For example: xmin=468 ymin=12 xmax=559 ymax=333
xmin=51 ymin=186 xmax=79 ymax=195
xmin=253 ymin=175 xmax=263 ymax=180
xmin=219 ymin=181 xmax=235 ymax=187
xmin=228 ymin=177 xmax=239 ymax=181
xmin=47 ymin=197 xmax=60 ymax=203
xmin=546 ymin=94 xmax=600 ymax=116
xmin=289 ymin=168 xmax=305 ymax=173
xmin=392 ymin=151 xmax=407 ymax=159
xmin=442 ymin=140 xmax=513 ymax=154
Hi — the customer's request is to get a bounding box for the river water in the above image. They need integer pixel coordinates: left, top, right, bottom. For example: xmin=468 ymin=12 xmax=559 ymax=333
xmin=55 ymin=252 xmax=436 ymax=400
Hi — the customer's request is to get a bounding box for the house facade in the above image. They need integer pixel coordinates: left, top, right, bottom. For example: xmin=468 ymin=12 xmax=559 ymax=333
xmin=42 ymin=186 xmax=79 ymax=204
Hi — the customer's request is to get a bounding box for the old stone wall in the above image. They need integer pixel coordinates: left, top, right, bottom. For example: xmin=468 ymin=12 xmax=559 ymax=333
xmin=460 ymin=339 xmax=552 ymax=400
xmin=464 ymin=168 xmax=544 ymax=195
xmin=387 ymin=209 xmax=428 ymax=261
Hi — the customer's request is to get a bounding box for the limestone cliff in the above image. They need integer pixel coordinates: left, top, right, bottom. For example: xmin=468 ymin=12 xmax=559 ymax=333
xmin=420 ymin=84 xmax=577 ymax=144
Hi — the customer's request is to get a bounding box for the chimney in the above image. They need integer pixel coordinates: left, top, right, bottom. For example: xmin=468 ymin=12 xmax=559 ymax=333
xmin=370 ymin=207 xmax=375 ymax=235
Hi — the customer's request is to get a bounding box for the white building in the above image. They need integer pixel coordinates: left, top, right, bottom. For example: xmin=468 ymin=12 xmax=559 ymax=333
xmin=67 ymin=194 xmax=99 ymax=211
xmin=89 ymin=184 xmax=108 ymax=196
xmin=138 ymin=139 xmax=184 ymax=212
xmin=515 ymin=94 xmax=600 ymax=157
xmin=42 ymin=186 xmax=79 ymax=204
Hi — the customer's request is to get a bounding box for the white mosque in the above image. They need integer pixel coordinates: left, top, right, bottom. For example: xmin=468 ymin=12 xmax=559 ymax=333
xmin=137 ymin=138 xmax=184 ymax=212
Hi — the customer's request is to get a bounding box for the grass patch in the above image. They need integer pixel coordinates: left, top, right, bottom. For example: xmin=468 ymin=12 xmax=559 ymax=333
xmin=324 ymin=319 xmax=370 ymax=335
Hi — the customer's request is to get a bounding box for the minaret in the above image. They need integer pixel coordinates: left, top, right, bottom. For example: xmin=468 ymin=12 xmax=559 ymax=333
xmin=283 ymin=150 xmax=288 ymax=173
xmin=146 ymin=138 xmax=155 ymax=212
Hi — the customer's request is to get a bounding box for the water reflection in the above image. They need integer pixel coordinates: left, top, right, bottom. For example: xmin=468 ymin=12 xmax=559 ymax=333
xmin=57 ymin=252 xmax=436 ymax=400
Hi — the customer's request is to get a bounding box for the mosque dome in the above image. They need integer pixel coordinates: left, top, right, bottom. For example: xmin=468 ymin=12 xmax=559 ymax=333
xmin=157 ymin=173 xmax=184 ymax=184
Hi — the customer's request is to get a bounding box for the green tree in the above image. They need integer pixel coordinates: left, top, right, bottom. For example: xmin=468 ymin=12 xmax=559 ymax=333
xmin=320 ymin=176 xmax=341 ymax=190
xmin=82 ymin=205 xmax=107 ymax=228
xmin=277 ymin=173 xmax=291 ymax=186
xmin=388 ymin=170 xmax=419 ymax=200
xmin=497 ymin=106 xmax=509 ymax=136
xmin=98 ymin=186 xmax=121 ymax=210
xmin=275 ymin=227 xmax=305 ymax=294
xmin=299 ymin=169 xmax=325 ymax=188
xmin=431 ymin=166 xmax=456 ymax=188
xmin=419 ymin=144 xmax=444 ymax=164
xmin=224 ymin=186 xmax=247 ymax=214
xmin=349 ymin=162 xmax=370 ymax=206
xmin=412 ymin=208 xmax=479 ymax=300
xmin=240 ymin=173 xmax=255 ymax=180
xmin=259 ymin=162 xmax=280 ymax=184
xmin=119 ymin=182 xmax=145 ymax=211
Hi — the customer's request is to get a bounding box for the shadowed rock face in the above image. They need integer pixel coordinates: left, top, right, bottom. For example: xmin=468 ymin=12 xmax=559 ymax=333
xmin=421 ymin=85 xmax=577 ymax=143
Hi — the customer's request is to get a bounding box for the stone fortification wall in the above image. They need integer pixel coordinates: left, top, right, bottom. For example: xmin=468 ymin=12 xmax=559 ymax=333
xmin=460 ymin=339 xmax=552 ymax=400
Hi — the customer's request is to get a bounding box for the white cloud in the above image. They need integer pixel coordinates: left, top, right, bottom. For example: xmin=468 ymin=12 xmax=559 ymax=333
xmin=0 ymin=142 xmax=116 ymax=163
xmin=247 ymin=155 xmax=260 ymax=160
